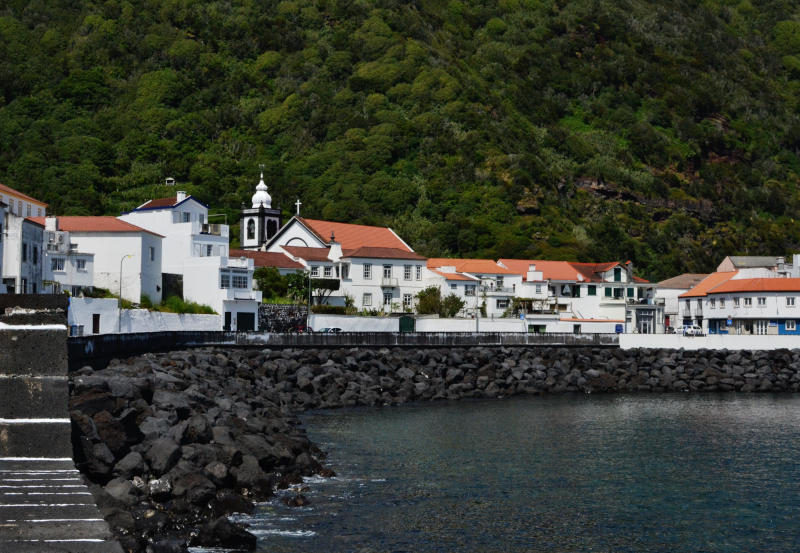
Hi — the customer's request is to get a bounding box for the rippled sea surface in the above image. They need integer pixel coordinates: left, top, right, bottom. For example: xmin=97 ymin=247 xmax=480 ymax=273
xmin=239 ymin=394 xmax=800 ymax=553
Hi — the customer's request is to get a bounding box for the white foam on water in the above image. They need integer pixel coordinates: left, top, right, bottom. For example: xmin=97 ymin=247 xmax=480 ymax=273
xmin=250 ymin=528 xmax=316 ymax=538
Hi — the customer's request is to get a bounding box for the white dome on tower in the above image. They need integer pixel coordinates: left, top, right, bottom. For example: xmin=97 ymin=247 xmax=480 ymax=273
xmin=251 ymin=173 xmax=272 ymax=208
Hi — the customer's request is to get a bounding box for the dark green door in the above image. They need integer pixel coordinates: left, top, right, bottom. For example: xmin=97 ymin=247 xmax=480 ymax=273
xmin=399 ymin=315 xmax=415 ymax=333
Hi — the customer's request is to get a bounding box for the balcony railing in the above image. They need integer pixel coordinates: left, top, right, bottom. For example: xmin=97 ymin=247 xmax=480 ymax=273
xmin=381 ymin=277 xmax=399 ymax=287
xmin=201 ymin=223 xmax=223 ymax=236
xmin=479 ymin=286 xmax=516 ymax=295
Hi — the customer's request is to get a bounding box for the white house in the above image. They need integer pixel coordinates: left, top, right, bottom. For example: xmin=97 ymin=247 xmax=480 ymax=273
xmin=702 ymin=277 xmax=800 ymax=335
xmin=498 ymin=259 xmax=662 ymax=333
xmin=655 ymin=273 xmax=708 ymax=330
xmin=0 ymin=183 xmax=47 ymax=294
xmin=265 ymin=215 xmax=414 ymax=252
xmin=40 ymin=217 xmax=95 ymax=296
xmin=339 ymin=246 xmax=428 ymax=312
xmin=2 ymin=214 xmax=44 ymax=294
xmin=119 ymin=191 xmax=261 ymax=331
xmin=30 ymin=216 xmax=162 ymax=304
xmin=0 ymin=182 xmax=47 ymax=220
xmin=427 ymin=258 xmax=521 ymax=318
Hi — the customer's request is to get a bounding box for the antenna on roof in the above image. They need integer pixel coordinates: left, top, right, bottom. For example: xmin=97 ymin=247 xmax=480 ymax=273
xmin=330 ymin=230 xmax=336 ymax=244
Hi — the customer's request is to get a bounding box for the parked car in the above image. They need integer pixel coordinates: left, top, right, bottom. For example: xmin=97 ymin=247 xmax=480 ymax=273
xmin=318 ymin=327 xmax=342 ymax=333
xmin=677 ymin=324 xmax=703 ymax=336
xmin=294 ymin=324 xmax=312 ymax=333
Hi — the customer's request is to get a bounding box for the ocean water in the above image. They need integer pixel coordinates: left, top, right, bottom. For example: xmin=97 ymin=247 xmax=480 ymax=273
xmin=236 ymin=394 xmax=800 ymax=553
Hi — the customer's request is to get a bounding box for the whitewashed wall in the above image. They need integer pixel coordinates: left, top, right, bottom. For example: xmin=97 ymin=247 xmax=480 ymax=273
xmin=309 ymin=314 xmax=399 ymax=332
xmin=69 ymin=297 xmax=221 ymax=334
xmin=620 ymin=334 xmax=800 ymax=350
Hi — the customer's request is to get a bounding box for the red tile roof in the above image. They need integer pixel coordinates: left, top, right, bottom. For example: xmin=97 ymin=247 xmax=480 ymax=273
xmin=229 ymin=249 xmax=304 ymax=269
xmin=679 ymin=272 xmax=738 ymax=298
xmin=498 ymin=258 xmax=648 ymax=283
xmin=0 ymin=183 xmax=48 ymax=207
xmin=342 ymin=247 xmax=426 ymax=260
xmin=427 ymin=258 xmax=518 ymax=275
xmin=136 ymin=197 xmax=180 ymax=209
xmin=299 ymin=218 xmax=412 ymax=251
xmin=282 ymin=246 xmax=332 ymax=262
xmin=29 ymin=216 xmax=163 ymax=237
xmin=706 ymin=277 xmax=800 ymax=294
xmin=430 ymin=269 xmax=479 ymax=281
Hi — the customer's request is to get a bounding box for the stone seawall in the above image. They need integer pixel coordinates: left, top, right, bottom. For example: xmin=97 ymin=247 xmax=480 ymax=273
xmin=70 ymin=345 xmax=800 ymax=551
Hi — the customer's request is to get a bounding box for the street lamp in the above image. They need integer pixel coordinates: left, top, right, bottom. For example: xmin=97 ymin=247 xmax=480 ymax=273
xmin=119 ymin=254 xmax=133 ymax=333
xmin=307 ymin=267 xmax=313 ymax=331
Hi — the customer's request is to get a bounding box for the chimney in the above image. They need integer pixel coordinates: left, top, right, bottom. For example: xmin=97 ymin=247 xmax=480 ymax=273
xmin=45 ymin=216 xmax=58 ymax=232
xmin=165 ymin=177 xmax=175 ymax=186
xmin=176 ymin=191 xmax=187 ymax=202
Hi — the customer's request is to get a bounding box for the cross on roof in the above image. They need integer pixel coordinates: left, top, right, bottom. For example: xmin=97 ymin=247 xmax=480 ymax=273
xmin=295 ymin=198 xmax=302 ymax=215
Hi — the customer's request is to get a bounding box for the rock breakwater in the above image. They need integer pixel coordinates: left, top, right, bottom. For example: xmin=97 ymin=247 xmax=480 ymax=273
xmin=69 ymin=346 xmax=800 ymax=551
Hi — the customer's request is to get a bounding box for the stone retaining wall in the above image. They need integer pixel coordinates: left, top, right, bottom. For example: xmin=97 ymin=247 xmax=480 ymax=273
xmin=70 ymin=345 xmax=800 ymax=551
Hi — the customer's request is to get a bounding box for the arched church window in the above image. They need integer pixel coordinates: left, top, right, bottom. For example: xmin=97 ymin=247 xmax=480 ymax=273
xmin=247 ymin=219 xmax=255 ymax=240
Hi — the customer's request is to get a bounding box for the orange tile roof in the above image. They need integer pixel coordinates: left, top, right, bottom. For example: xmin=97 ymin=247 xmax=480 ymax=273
xmin=498 ymin=258 xmax=649 ymax=283
xmin=229 ymin=249 xmax=304 ymax=269
xmin=427 ymin=258 xmax=518 ymax=275
xmin=430 ymin=269 xmax=479 ymax=281
xmin=706 ymin=278 xmax=800 ymax=294
xmin=282 ymin=246 xmax=332 ymax=262
xmin=342 ymin=247 xmax=426 ymax=260
xmin=299 ymin=218 xmax=411 ymax=251
xmin=0 ymin=183 xmax=48 ymax=207
xmin=498 ymin=259 xmax=585 ymax=281
xmin=679 ymin=272 xmax=738 ymax=298
xmin=29 ymin=216 xmax=163 ymax=237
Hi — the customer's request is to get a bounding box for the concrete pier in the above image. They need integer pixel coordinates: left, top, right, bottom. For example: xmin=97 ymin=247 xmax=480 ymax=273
xmin=0 ymin=296 xmax=122 ymax=552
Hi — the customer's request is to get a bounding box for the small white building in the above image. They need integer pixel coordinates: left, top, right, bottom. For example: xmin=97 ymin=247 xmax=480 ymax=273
xmin=0 ymin=182 xmax=47 ymax=220
xmin=427 ymin=258 xmax=521 ymax=318
xmin=30 ymin=216 xmax=163 ymax=304
xmin=339 ymin=247 xmax=428 ymax=312
xmin=119 ymin=191 xmax=261 ymax=330
xmin=655 ymin=273 xmax=708 ymax=330
xmin=41 ymin=217 xmax=95 ymax=296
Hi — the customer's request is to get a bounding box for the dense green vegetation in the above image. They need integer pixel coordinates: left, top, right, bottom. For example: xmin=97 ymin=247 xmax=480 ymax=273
xmin=3 ymin=0 xmax=800 ymax=281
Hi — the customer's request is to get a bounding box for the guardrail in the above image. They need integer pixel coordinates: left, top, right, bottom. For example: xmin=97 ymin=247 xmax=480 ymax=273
xmin=68 ymin=331 xmax=619 ymax=369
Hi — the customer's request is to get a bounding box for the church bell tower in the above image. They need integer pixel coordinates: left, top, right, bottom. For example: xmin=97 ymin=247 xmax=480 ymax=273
xmin=240 ymin=171 xmax=282 ymax=250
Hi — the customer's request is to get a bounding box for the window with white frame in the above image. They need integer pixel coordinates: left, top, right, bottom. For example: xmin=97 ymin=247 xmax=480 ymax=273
xmin=206 ymin=244 xmax=213 ymax=256
xmin=787 ymin=320 xmax=797 ymax=331
xmin=416 ymin=265 xmax=421 ymax=280
xmin=496 ymin=276 xmax=504 ymax=289
xmin=465 ymin=285 xmax=476 ymax=296
xmin=403 ymin=293 xmax=412 ymax=309
xmin=232 ymin=273 xmax=248 ymax=288
xmin=404 ymin=265 xmax=412 ymax=280
xmin=787 ymin=297 xmax=796 ymax=307
xmin=709 ymin=298 xmax=715 ymax=308
xmin=51 ymin=258 xmax=65 ymax=271
xmin=341 ymin=264 xmax=349 ymax=279
xmin=744 ymin=297 xmax=752 ymax=306
xmin=220 ymin=270 xmax=230 ymax=288
xmin=182 ymin=212 xmax=190 ymax=222
xmin=383 ymin=265 xmax=392 ymax=279
xmin=720 ymin=297 xmax=725 ymax=308
xmin=323 ymin=266 xmax=332 ymax=278
xmin=450 ymin=283 xmax=457 ymax=290
xmin=535 ymin=284 xmax=542 ymax=294
xmin=496 ymin=298 xmax=509 ymax=309
xmin=363 ymin=293 xmax=372 ymax=306
xmin=76 ymin=259 xmax=86 ymax=271
xmin=757 ymin=297 xmax=766 ymax=307
xmin=363 ymin=263 xmax=372 ymax=279
xmin=734 ymin=297 xmax=740 ymax=307
xmin=383 ymin=292 xmax=392 ymax=306
xmin=311 ymin=266 xmax=319 ymax=277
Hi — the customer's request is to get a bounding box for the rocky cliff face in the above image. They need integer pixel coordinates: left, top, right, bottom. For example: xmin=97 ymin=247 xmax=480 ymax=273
xmin=70 ymin=346 xmax=800 ymax=551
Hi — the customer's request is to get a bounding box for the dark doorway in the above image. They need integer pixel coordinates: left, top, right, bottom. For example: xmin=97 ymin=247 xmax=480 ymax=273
xmin=92 ymin=313 xmax=100 ymax=334
xmin=237 ymin=312 xmax=255 ymax=331
xmin=224 ymin=312 xmax=231 ymax=331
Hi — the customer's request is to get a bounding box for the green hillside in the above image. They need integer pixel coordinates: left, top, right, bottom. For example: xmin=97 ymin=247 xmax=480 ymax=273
xmin=2 ymin=0 xmax=800 ymax=280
